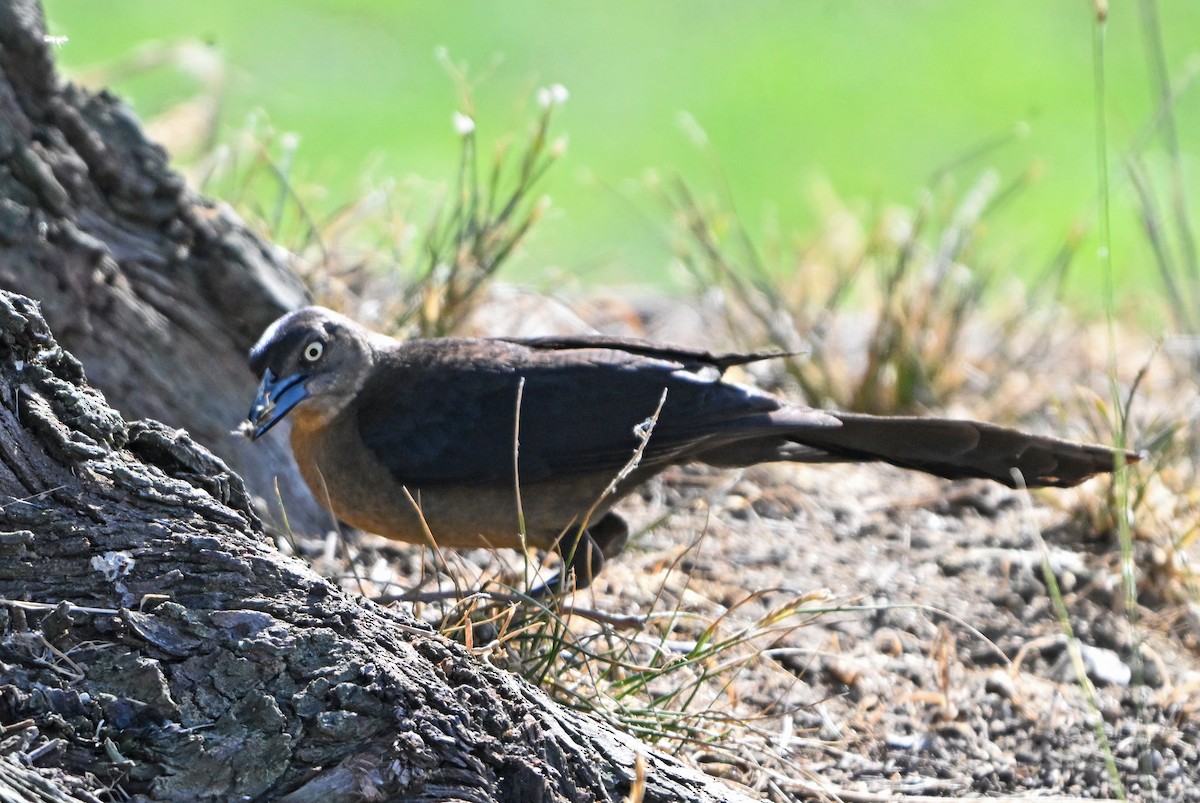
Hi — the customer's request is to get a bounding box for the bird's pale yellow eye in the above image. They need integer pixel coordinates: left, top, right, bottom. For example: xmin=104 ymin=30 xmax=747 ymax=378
xmin=302 ymin=341 xmax=325 ymax=363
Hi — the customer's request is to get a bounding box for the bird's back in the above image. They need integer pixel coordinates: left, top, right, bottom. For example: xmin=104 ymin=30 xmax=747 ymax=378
xmin=352 ymin=336 xmax=835 ymax=489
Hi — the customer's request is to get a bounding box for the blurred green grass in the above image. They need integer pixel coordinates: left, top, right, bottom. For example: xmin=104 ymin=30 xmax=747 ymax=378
xmin=42 ymin=0 xmax=1200 ymax=302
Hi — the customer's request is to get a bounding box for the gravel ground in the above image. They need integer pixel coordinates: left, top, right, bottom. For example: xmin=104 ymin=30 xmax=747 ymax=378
xmin=609 ymin=462 xmax=1197 ymax=801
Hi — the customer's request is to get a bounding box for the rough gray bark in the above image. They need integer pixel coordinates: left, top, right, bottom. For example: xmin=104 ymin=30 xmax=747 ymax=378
xmin=0 ymin=3 xmax=761 ymax=801
xmin=0 ymin=0 xmax=329 ymax=534
xmin=0 ymin=295 xmax=758 ymax=801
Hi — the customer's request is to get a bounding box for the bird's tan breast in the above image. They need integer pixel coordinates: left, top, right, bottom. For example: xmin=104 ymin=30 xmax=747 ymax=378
xmin=287 ymin=412 xmax=617 ymax=552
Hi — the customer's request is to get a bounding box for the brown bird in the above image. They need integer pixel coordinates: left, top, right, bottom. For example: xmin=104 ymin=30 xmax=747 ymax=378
xmin=246 ymin=306 xmax=1138 ymax=594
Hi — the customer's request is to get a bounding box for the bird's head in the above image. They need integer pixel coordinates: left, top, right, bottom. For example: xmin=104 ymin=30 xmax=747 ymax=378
xmin=245 ymin=306 xmax=380 ymax=440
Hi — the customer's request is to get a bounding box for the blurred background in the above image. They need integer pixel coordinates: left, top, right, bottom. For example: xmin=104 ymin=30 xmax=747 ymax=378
xmin=42 ymin=0 xmax=1200 ymax=306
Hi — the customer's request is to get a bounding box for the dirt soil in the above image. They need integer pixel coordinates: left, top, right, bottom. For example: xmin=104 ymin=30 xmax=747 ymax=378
xmin=313 ymin=457 xmax=1196 ymax=802
xmin=615 ymin=463 xmax=1196 ymax=801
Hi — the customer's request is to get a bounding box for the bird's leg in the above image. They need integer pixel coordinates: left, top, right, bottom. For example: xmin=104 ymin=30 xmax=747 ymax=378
xmin=528 ymin=512 xmax=630 ymax=597
xmin=588 ymin=512 xmax=630 ymax=561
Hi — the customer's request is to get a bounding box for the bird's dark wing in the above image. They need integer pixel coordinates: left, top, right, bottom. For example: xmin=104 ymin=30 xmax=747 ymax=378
xmin=355 ymin=337 xmax=831 ymax=487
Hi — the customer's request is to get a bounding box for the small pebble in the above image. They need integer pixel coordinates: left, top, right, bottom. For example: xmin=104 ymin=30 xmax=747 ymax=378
xmin=984 ymin=669 xmax=1017 ymax=699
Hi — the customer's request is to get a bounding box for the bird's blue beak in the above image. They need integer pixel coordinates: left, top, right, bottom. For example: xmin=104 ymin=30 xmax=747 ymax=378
xmin=248 ymin=368 xmax=309 ymax=440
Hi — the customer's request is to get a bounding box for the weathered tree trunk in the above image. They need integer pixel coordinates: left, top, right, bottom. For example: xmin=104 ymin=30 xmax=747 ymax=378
xmin=0 ymin=0 xmax=329 ymax=533
xmin=0 ymin=3 xmax=759 ymax=801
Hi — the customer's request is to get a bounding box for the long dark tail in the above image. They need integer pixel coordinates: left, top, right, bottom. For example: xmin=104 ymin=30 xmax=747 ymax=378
xmin=793 ymin=413 xmax=1138 ymax=488
xmin=701 ymin=413 xmax=1139 ymax=489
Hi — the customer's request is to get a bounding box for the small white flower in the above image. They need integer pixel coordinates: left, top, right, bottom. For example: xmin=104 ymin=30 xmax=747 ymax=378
xmin=950 ymin=262 xmax=973 ymax=286
xmin=453 ymin=112 xmax=475 ymax=136
xmin=538 ymin=83 xmax=570 ymax=108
